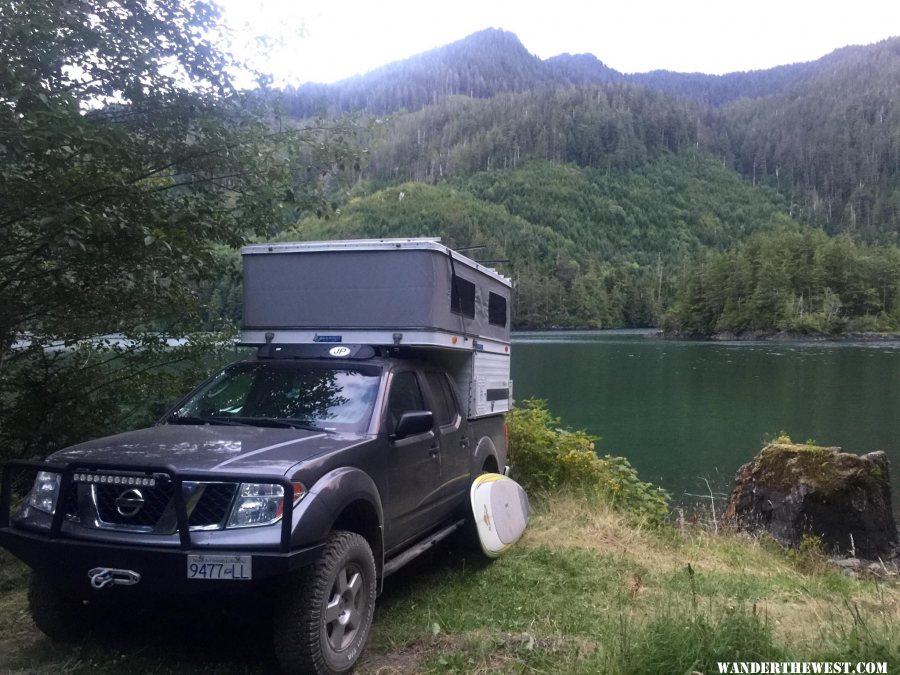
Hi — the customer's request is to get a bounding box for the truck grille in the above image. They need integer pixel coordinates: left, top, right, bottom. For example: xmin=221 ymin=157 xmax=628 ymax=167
xmin=96 ymin=482 xmax=174 ymax=527
xmin=57 ymin=474 xmax=239 ymax=531
xmin=62 ymin=488 xmax=78 ymax=520
xmin=63 ymin=482 xmax=238 ymax=530
xmin=188 ymin=483 xmax=237 ymax=528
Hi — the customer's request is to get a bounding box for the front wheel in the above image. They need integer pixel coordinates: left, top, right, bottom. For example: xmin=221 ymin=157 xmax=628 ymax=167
xmin=28 ymin=573 xmax=90 ymax=642
xmin=274 ymin=531 xmax=376 ymax=674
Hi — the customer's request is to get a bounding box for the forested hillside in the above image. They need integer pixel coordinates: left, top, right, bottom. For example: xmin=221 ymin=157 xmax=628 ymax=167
xmin=267 ymin=28 xmax=900 ymax=335
xmin=277 ymin=156 xmax=798 ymax=329
xmin=285 ymin=30 xmax=900 ymax=244
xmin=716 ymin=38 xmax=900 ymax=241
xmin=366 ymin=86 xmax=705 ymax=182
xmin=629 ymin=61 xmax=817 ymax=106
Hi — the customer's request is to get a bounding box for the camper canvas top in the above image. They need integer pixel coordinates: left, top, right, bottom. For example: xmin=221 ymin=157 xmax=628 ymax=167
xmin=240 ymin=238 xmax=512 ymax=352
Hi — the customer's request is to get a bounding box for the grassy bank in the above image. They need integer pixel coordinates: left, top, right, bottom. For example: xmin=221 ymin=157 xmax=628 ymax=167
xmin=2 ymin=492 xmax=898 ymax=674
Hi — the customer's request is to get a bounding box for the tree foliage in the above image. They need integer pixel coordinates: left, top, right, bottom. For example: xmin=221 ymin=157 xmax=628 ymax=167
xmin=0 ymin=0 xmax=351 ymax=458
xmin=367 ymin=86 xmax=703 ymax=182
xmin=663 ymin=229 xmax=900 ymax=336
xmin=3 ymin=0 xmax=319 ymax=351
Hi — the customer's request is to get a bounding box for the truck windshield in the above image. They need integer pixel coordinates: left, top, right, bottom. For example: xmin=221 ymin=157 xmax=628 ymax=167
xmin=169 ymin=361 xmax=381 ymax=434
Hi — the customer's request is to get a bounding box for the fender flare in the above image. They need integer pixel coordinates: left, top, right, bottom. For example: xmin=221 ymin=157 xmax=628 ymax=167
xmin=289 ymin=467 xmax=384 ymax=580
xmin=473 ymin=436 xmax=499 ymax=474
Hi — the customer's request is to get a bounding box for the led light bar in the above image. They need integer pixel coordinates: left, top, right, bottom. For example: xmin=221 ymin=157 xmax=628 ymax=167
xmin=72 ymin=473 xmax=156 ymax=487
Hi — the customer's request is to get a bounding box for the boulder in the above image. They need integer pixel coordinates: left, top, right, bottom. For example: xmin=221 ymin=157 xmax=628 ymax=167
xmin=722 ymin=441 xmax=898 ymax=558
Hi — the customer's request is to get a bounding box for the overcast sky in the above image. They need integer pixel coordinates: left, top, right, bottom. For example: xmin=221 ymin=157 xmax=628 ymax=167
xmin=217 ymin=0 xmax=900 ymax=86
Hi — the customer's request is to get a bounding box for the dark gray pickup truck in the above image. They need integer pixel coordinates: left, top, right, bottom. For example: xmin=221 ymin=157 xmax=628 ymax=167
xmin=0 ymin=343 xmax=507 ymax=674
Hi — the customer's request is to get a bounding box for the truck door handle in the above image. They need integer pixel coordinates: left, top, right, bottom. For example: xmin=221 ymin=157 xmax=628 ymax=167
xmin=428 ymin=445 xmax=439 ymax=457
xmin=460 ymin=438 xmax=469 ymax=448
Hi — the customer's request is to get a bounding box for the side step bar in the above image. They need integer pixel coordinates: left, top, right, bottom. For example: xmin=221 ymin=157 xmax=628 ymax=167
xmin=382 ymin=519 xmax=465 ymax=578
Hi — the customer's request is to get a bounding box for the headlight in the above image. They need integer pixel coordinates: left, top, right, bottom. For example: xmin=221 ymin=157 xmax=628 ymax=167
xmin=26 ymin=471 xmax=62 ymax=515
xmin=226 ymin=482 xmax=306 ymax=528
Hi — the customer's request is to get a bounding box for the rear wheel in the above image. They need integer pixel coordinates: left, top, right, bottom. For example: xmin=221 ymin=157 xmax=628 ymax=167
xmin=28 ymin=573 xmax=90 ymax=642
xmin=274 ymin=531 xmax=376 ymax=674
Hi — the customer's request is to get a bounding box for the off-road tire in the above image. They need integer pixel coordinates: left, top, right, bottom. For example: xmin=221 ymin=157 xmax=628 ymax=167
xmin=28 ymin=573 xmax=90 ymax=642
xmin=274 ymin=531 xmax=376 ymax=674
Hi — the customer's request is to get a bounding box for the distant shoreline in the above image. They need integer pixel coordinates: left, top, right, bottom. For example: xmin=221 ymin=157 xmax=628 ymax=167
xmin=511 ymin=327 xmax=900 ymax=343
xmin=654 ymin=329 xmax=900 ymax=343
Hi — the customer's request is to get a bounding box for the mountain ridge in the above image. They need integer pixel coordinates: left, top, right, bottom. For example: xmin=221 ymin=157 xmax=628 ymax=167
xmin=282 ymin=28 xmax=899 ymax=115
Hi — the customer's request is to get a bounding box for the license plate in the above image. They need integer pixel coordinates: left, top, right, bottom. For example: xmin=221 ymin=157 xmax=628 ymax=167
xmin=187 ymin=555 xmax=252 ymax=581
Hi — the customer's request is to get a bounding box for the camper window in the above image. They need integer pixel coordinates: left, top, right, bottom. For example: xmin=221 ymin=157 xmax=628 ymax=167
xmin=450 ymin=276 xmax=476 ymax=318
xmin=488 ymin=292 xmax=507 ymax=327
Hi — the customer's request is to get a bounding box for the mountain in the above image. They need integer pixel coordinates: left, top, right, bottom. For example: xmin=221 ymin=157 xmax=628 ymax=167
xmin=282 ymin=29 xmax=642 ymax=118
xmin=266 ymin=29 xmax=900 ymax=334
xmin=283 ymin=29 xmax=556 ymax=117
xmin=544 ymin=52 xmax=623 ymax=86
xmin=322 ymin=30 xmax=900 ymax=243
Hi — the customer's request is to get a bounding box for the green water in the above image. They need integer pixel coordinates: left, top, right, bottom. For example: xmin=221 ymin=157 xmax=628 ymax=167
xmin=511 ymin=330 xmax=900 ymax=502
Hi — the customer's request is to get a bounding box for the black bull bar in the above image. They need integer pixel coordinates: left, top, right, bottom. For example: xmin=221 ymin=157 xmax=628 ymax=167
xmin=0 ymin=459 xmax=324 ymax=594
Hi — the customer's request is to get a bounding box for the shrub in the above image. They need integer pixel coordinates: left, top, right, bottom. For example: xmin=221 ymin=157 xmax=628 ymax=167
xmin=785 ymin=534 xmax=828 ymax=574
xmin=507 ymin=399 xmax=669 ymax=524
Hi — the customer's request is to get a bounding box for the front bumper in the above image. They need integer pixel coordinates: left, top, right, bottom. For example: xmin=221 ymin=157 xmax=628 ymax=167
xmin=0 ymin=526 xmax=324 ymax=595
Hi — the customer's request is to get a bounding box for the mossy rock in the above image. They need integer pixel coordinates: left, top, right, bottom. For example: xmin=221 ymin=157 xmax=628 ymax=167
xmin=722 ymin=441 xmax=898 ymax=558
xmin=754 ymin=443 xmax=886 ymax=496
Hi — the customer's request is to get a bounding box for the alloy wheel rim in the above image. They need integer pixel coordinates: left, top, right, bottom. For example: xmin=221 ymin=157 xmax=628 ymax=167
xmin=323 ymin=563 xmax=365 ymax=652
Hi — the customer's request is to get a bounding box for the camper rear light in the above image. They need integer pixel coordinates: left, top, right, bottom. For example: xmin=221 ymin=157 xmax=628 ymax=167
xmin=503 ymin=422 xmax=509 ymax=454
xmin=226 ymin=482 xmax=306 ymax=528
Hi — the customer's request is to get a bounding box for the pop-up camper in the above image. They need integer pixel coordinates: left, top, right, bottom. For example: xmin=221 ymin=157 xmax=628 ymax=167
xmin=240 ymin=238 xmax=513 ymax=417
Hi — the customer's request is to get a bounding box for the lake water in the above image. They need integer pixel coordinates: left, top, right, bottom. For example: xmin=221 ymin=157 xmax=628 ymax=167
xmin=510 ymin=330 xmax=900 ymax=504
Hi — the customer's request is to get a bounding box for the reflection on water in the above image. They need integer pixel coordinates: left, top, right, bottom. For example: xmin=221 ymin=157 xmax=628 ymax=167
xmin=511 ymin=330 xmax=900 ymax=504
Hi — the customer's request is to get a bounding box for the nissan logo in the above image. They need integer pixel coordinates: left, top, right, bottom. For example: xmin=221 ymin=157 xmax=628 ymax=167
xmin=115 ymin=489 xmax=145 ymax=518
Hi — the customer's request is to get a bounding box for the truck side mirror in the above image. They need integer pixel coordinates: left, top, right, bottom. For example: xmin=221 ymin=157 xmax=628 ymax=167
xmin=394 ymin=411 xmax=433 ymax=439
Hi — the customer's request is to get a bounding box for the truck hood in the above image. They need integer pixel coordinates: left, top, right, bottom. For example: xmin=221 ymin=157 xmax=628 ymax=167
xmin=47 ymin=424 xmax=368 ymax=476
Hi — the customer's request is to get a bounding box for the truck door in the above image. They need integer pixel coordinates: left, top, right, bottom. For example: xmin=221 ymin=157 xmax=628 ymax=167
xmin=382 ymin=370 xmax=443 ymax=550
xmin=423 ymin=370 xmax=470 ymax=511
